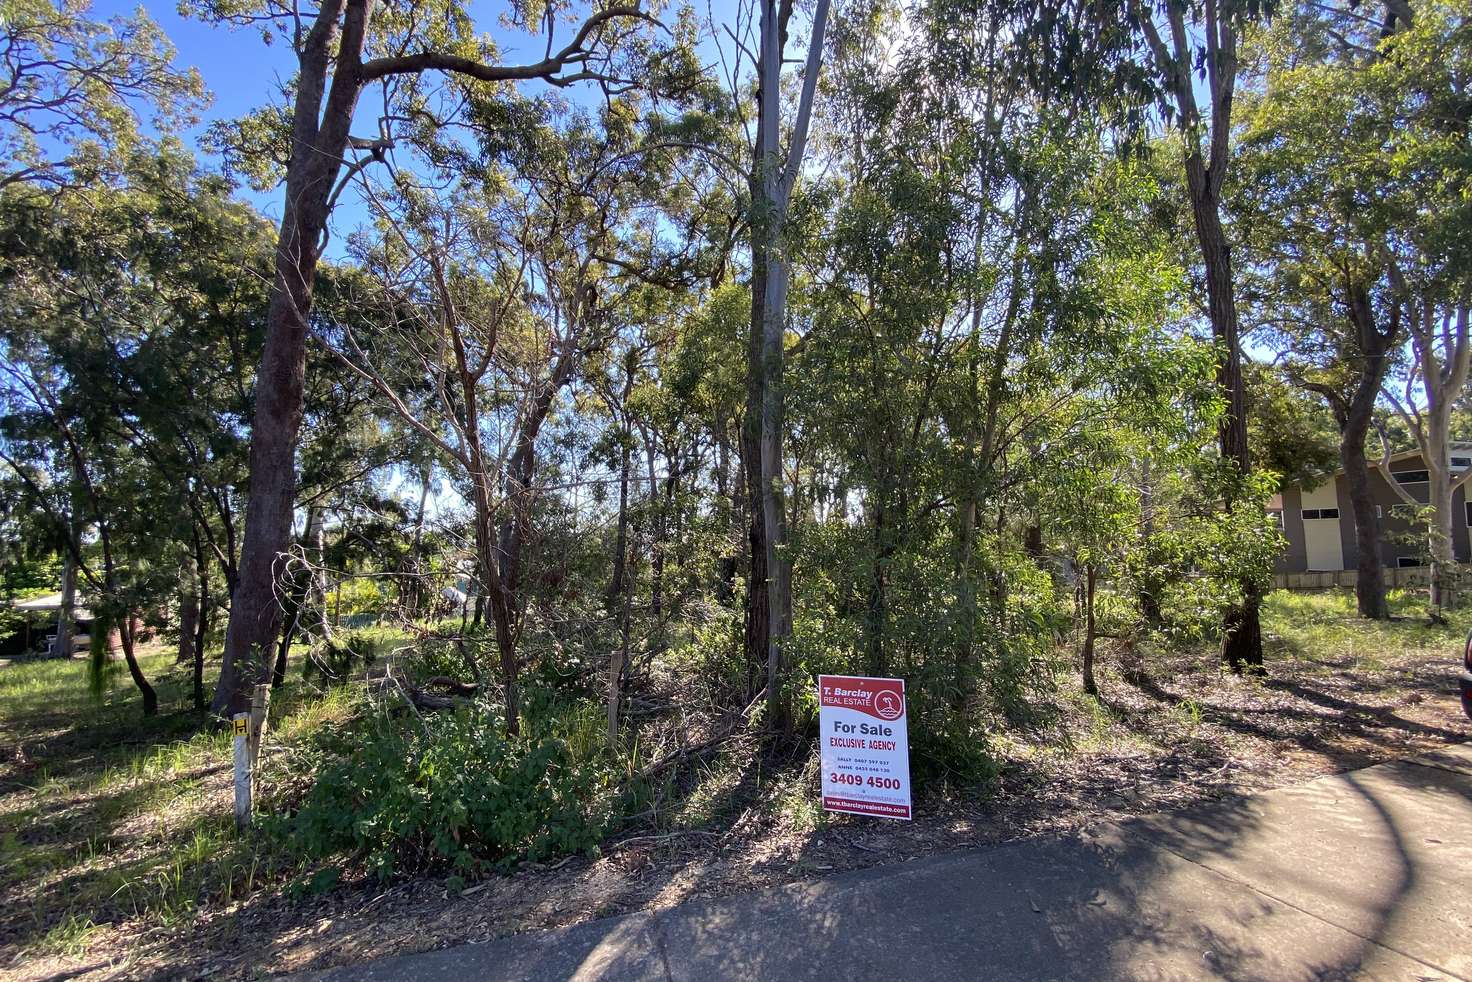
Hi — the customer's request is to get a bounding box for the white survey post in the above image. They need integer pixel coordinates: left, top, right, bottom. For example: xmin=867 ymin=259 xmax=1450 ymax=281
xmin=232 ymin=712 xmax=251 ymax=829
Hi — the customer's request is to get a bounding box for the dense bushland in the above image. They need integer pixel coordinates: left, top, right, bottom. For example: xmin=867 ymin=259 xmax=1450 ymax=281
xmin=1 ymin=0 xmax=1469 ymax=925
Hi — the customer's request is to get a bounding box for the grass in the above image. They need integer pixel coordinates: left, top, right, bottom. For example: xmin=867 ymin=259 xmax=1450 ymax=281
xmin=1262 ymin=587 xmax=1472 ymax=671
xmin=998 ymin=585 xmax=1471 ymax=795
xmin=1 ymin=590 xmax=1465 ymax=970
xmin=0 ymin=641 xmax=359 ymax=964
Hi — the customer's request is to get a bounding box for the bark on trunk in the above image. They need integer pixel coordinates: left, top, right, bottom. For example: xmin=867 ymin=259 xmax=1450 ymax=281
xmin=487 ymin=588 xmax=520 ymax=736
xmin=213 ymin=0 xmax=374 ymax=716
xmin=210 ymin=0 xmax=655 ymax=719
xmin=743 ymin=269 xmax=771 ymax=704
xmin=177 ymin=559 xmax=199 ymax=666
xmin=1428 ymin=464 xmax=1457 ymax=609
xmin=119 ymin=616 xmax=158 ymax=716
xmin=607 ymin=440 xmax=631 ymax=607
xmin=1339 ymin=382 xmax=1389 ymax=620
xmin=607 ymin=577 xmax=631 ymax=747
xmin=1324 ymin=279 xmax=1397 ymax=619
xmin=1189 ymin=189 xmax=1263 ymax=672
xmin=1136 ymin=0 xmax=1263 ymax=671
xmin=307 ymin=505 xmax=332 ymax=643
xmin=54 ymin=548 xmax=75 ymax=658
xmin=605 ymin=431 xmax=632 ymax=745
xmin=744 ymin=0 xmax=828 ymax=731
xmin=193 ymin=531 xmax=209 ymax=711
xmin=1342 ymin=445 xmax=1388 ymax=620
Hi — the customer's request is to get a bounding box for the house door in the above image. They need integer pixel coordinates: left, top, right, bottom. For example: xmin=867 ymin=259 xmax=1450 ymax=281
xmin=1301 ymin=480 xmax=1344 ymax=571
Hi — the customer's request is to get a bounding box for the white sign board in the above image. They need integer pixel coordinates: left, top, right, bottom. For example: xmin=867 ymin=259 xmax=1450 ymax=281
xmin=818 ymin=675 xmax=911 ymax=820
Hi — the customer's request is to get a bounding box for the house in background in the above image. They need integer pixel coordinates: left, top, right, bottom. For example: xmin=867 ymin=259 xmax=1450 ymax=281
xmin=1272 ymin=443 xmax=1472 ymax=574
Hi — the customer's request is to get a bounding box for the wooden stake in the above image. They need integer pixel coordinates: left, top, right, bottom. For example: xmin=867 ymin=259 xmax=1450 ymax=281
xmin=233 ymin=684 xmax=272 ymax=832
xmin=248 ymin=683 xmax=271 ymax=800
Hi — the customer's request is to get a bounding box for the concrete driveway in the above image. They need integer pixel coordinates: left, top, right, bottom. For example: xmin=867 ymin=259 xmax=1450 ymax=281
xmin=301 ymin=742 xmax=1472 ymax=981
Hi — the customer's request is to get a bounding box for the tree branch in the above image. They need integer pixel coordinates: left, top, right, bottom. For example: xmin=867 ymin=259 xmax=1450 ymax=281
xmin=357 ymin=6 xmax=652 ymax=84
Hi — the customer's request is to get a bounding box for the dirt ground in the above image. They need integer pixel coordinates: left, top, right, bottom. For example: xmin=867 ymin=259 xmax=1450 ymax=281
xmin=10 ymin=631 xmax=1467 ymax=982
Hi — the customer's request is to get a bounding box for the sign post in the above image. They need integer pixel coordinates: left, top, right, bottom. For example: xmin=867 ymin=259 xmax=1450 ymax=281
xmin=232 ymin=712 xmax=251 ymax=830
xmin=818 ymin=675 xmax=911 ymax=820
xmin=232 ymin=683 xmax=272 ymax=832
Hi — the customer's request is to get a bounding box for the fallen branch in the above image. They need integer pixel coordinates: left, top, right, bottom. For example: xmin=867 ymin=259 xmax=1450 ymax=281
xmin=611 ymin=830 xmax=721 ymax=851
xmin=634 ymin=731 xmax=742 ymax=782
xmin=425 ymin=675 xmax=480 ymax=696
xmin=373 ymin=666 xmax=477 ymax=716
xmin=631 ymin=686 xmax=767 ymax=783
xmin=405 ymin=687 xmax=467 ymax=712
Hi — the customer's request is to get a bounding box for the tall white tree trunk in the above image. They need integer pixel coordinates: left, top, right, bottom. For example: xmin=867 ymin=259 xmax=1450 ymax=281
xmin=749 ymin=0 xmax=830 ymax=729
xmin=1382 ymin=300 xmax=1472 ymax=610
xmin=306 ymin=505 xmax=333 ymax=642
xmin=1428 ymin=464 xmax=1457 ymax=606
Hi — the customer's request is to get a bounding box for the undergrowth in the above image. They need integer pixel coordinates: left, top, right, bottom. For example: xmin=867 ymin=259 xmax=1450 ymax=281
xmin=2 ymin=589 xmax=1465 ymax=966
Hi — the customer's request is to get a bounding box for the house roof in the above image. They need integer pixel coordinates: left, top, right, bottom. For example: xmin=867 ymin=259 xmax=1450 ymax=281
xmin=1298 ymin=442 xmax=1472 ymax=488
xmin=6 ymin=593 xmax=94 ymax=618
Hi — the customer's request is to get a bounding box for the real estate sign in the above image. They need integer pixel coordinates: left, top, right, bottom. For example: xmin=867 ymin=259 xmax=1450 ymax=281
xmin=818 ymin=675 xmax=911 ymax=820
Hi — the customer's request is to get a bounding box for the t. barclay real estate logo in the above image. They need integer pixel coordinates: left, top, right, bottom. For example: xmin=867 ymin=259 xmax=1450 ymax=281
xmin=873 ymin=689 xmax=903 ymax=720
xmin=821 ymin=681 xmax=904 ymax=720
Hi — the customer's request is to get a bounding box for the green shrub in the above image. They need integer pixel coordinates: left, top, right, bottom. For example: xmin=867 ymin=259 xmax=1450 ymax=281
xmin=302 ymin=630 xmax=377 ymax=684
xmin=665 ymin=601 xmax=748 ymax=703
xmin=402 ymin=633 xmax=479 ymax=685
xmin=282 ymin=707 xmax=615 ymax=879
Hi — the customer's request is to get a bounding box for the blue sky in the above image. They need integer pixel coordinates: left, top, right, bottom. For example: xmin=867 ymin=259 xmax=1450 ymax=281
xmin=91 ymin=0 xmax=299 ymax=219
xmin=90 ymin=0 xmax=744 ymax=238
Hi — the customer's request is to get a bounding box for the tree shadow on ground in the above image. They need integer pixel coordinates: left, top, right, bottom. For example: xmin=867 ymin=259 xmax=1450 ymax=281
xmin=286 ymin=757 xmax=1467 ymax=982
xmin=1113 ymin=660 xmax=1461 ymax=775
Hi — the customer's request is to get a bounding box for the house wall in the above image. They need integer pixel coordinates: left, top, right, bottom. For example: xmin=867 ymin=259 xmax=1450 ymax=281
xmin=1279 ymin=485 xmax=1307 ymax=572
xmin=1297 ymin=478 xmax=1347 ymax=570
xmin=1457 ymin=486 xmax=1470 ymax=562
xmin=1279 ymin=452 xmax=1472 ymax=573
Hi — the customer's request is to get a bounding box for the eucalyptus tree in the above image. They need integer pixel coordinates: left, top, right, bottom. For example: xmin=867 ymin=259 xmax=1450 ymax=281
xmin=1367 ymin=0 xmax=1472 ymax=609
xmin=582 ymin=280 xmax=729 ymax=742
xmin=0 ymin=148 xmax=274 ymax=712
xmin=317 ymin=98 xmax=693 ymax=733
xmin=729 ymin=0 xmax=831 ymax=729
xmin=782 ymin=0 xmax=1223 ymax=745
xmin=1232 ymin=16 xmax=1403 ymax=617
xmin=0 ymin=0 xmax=205 ymax=190
xmin=1239 ymin=0 xmax=1472 ymax=609
xmin=1230 ymin=0 xmax=1460 ymax=618
xmin=1124 ymin=0 xmax=1272 ymax=670
xmin=191 ymin=0 xmax=695 ymax=717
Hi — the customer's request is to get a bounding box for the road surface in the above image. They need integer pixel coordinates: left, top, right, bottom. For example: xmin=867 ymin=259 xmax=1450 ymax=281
xmin=301 ymin=742 xmax=1472 ymax=981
